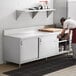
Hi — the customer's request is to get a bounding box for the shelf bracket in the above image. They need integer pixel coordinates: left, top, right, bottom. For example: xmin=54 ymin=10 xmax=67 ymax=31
xmin=46 ymin=11 xmax=52 ymax=18
xmin=31 ymin=12 xmax=38 ymax=18
xmin=16 ymin=10 xmax=22 ymax=20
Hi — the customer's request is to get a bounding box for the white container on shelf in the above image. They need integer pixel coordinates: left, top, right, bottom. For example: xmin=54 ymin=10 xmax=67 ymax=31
xmin=39 ymin=1 xmax=48 ymax=9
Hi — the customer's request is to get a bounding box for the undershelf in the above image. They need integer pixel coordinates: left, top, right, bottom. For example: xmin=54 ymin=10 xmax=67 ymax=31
xmin=59 ymin=50 xmax=72 ymax=54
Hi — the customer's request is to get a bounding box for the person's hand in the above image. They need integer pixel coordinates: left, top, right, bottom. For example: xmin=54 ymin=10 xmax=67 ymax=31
xmin=57 ymin=34 xmax=62 ymax=39
xmin=64 ymin=37 xmax=69 ymax=40
xmin=64 ymin=34 xmax=69 ymax=40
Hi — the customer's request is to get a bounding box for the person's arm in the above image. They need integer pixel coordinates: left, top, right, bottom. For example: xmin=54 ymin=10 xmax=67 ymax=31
xmin=64 ymin=29 xmax=71 ymax=40
xmin=57 ymin=28 xmax=67 ymax=39
xmin=57 ymin=28 xmax=71 ymax=40
xmin=61 ymin=28 xmax=67 ymax=36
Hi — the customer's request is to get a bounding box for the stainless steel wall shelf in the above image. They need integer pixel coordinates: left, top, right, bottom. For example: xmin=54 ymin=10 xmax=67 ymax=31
xmin=16 ymin=9 xmax=55 ymax=19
